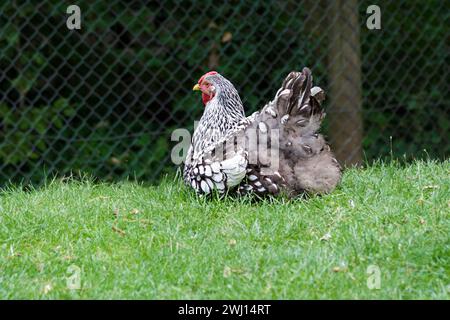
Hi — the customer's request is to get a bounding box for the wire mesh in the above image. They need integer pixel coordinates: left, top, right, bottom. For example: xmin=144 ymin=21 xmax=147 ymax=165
xmin=0 ymin=0 xmax=448 ymax=185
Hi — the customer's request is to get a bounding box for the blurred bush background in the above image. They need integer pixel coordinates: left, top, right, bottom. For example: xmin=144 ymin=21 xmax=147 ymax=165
xmin=0 ymin=0 xmax=448 ymax=185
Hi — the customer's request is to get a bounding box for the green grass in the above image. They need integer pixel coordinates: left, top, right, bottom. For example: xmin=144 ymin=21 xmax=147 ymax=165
xmin=0 ymin=160 xmax=449 ymax=299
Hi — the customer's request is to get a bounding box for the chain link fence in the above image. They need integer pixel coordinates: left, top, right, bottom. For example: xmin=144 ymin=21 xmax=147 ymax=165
xmin=0 ymin=0 xmax=448 ymax=185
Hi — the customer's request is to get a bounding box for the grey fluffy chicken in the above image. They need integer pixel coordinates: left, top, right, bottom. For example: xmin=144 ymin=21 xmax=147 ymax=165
xmin=183 ymin=67 xmax=341 ymax=197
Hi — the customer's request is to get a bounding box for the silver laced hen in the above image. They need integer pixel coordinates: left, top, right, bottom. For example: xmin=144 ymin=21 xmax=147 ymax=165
xmin=183 ymin=68 xmax=341 ymax=197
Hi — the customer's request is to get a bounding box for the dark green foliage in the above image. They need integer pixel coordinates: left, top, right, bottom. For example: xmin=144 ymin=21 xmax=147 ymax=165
xmin=0 ymin=0 xmax=448 ymax=185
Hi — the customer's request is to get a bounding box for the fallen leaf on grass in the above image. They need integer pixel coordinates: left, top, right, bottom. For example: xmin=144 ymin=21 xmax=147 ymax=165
xmin=332 ymin=265 xmax=348 ymax=273
xmin=223 ymin=266 xmax=246 ymax=278
xmin=332 ymin=261 xmax=348 ymax=273
xmin=422 ymin=185 xmax=439 ymax=190
xmin=43 ymin=283 xmax=53 ymax=294
xmin=320 ymin=233 xmax=332 ymax=241
xmin=112 ymin=225 xmax=126 ymax=236
xmin=223 ymin=266 xmax=232 ymax=278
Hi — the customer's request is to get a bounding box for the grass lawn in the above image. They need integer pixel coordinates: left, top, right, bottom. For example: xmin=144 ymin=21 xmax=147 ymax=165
xmin=0 ymin=160 xmax=448 ymax=299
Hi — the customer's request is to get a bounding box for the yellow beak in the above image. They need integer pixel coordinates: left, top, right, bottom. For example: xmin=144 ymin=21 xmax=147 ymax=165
xmin=193 ymin=84 xmax=200 ymax=91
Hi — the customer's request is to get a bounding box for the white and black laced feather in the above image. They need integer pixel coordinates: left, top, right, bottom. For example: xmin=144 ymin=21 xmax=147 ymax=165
xmin=184 ymin=68 xmax=341 ymax=197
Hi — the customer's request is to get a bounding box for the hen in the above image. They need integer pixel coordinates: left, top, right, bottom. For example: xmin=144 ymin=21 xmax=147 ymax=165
xmin=183 ymin=67 xmax=341 ymax=197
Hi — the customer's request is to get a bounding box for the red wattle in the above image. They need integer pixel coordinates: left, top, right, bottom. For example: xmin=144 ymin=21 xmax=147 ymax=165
xmin=202 ymin=93 xmax=213 ymax=106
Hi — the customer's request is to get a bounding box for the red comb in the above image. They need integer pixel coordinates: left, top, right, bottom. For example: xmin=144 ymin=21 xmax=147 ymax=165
xmin=198 ymin=71 xmax=218 ymax=84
